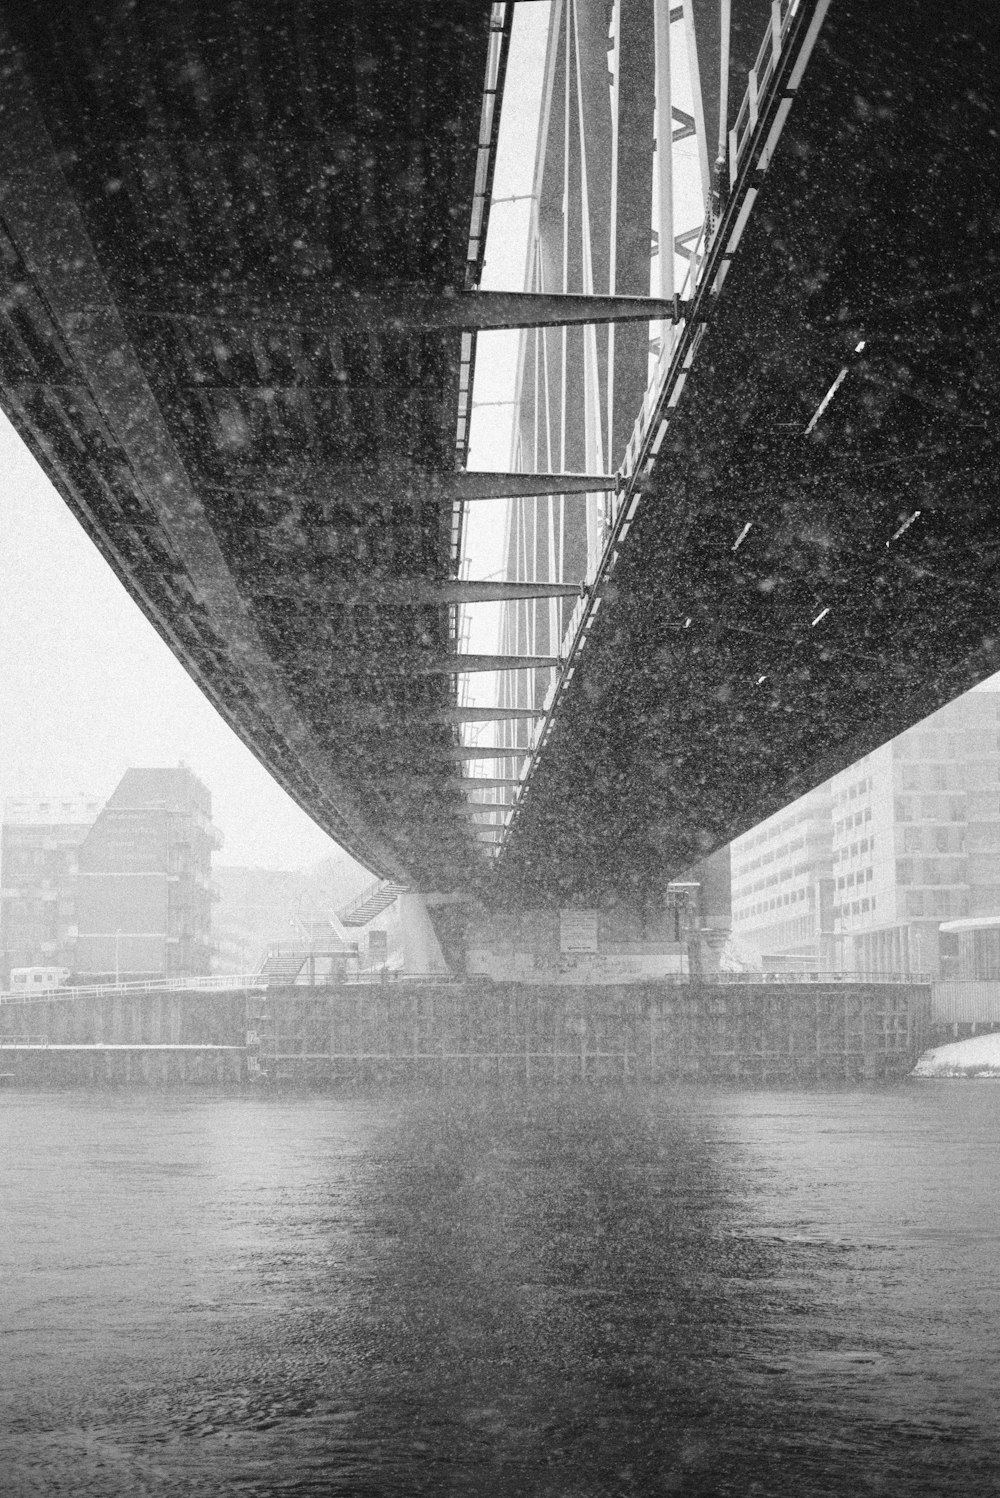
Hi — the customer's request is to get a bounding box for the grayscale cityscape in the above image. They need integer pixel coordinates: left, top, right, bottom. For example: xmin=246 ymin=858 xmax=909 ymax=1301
xmin=1 ymin=1 xmax=998 ymax=1493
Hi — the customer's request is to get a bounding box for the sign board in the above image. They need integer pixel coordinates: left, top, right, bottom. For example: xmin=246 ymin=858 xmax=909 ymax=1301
xmin=559 ymin=908 xmax=599 ymax=953
xmin=365 ymin=929 xmax=388 ymax=958
xmin=466 ymin=947 xmax=687 ymax=985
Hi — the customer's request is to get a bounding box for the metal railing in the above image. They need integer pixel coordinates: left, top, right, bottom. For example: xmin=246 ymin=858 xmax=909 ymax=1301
xmin=0 ymin=974 xmax=265 ymax=1004
xmin=711 ymin=970 xmax=931 ymax=986
xmin=453 ymin=1 xmax=515 ymax=572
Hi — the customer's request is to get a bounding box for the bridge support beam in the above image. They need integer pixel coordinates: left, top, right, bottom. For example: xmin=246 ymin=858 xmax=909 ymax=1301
xmin=442 ymin=706 xmax=544 ymax=723
xmin=142 ymin=288 xmax=688 ymax=332
xmin=440 ymin=747 xmax=530 ymax=761
xmin=416 ymin=654 xmax=560 ymax=674
xmin=255 ymin=578 xmax=583 ymax=605
xmin=442 ymin=470 xmax=618 ymax=499
xmin=448 ymin=778 xmax=522 ymax=789
xmin=376 ymin=579 xmax=583 ymax=606
xmin=206 ymin=468 xmax=619 ymax=505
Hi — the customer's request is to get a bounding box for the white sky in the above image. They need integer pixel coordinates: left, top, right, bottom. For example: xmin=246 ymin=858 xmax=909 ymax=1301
xmin=0 ymin=419 xmax=349 ymax=869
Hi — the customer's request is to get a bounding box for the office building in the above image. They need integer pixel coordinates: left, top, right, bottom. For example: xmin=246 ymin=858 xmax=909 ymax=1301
xmin=729 ymin=788 xmax=834 ymax=969
xmin=730 ymin=688 xmax=1000 ymax=977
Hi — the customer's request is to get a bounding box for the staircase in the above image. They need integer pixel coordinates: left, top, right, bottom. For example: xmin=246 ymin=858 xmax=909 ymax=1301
xmin=257 ymin=948 xmax=307 ymax=985
xmin=338 ymin=879 xmax=408 ymax=928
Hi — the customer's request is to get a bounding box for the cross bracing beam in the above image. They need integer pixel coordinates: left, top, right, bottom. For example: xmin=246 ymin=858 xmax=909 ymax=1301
xmin=416 ymin=654 xmax=561 ymax=673
xmin=440 ymin=747 xmax=530 ymax=761
xmin=447 ymin=778 xmax=522 ymax=789
xmin=203 ymin=469 xmax=618 ymax=504
xmin=446 ymin=470 xmax=617 ymax=498
xmin=129 ymin=289 xmax=689 ymax=332
xmin=344 ymin=704 xmax=543 ymax=727
xmin=444 ymin=706 xmax=545 ymax=723
xmin=391 ymin=579 xmax=583 ymax=605
xmin=255 ymin=578 xmax=584 ymax=605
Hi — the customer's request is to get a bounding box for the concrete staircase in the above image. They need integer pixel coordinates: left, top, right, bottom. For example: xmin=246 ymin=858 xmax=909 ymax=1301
xmin=257 ymin=948 xmax=307 ymax=985
xmin=338 ymin=879 xmax=408 ymax=928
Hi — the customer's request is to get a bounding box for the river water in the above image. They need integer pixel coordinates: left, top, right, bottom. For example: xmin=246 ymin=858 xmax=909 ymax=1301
xmin=2 ymin=1083 xmax=999 ymax=1496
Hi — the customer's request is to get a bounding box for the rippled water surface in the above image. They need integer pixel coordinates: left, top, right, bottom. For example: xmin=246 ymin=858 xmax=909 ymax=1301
xmin=3 ymin=1083 xmax=1000 ymax=1495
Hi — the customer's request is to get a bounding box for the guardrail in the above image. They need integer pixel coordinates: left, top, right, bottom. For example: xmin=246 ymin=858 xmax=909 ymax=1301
xmin=0 ymin=974 xmax=266 ymax=1004
xmin=453 ymin=0 xmax=514 ymax=574
xmin=0 ymin=966 xmax=929 ymax=1005
xmin=711 ymin=970 xmax=931 ymax=986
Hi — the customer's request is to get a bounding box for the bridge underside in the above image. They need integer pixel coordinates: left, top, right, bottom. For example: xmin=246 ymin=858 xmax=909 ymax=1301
xmin=500 ymin=0 xmax=1000 ymax=904
xmin=3 ymin=0 xmax=999 ymax=911
xmin=0 ymin=0 xmax=501 ymax=887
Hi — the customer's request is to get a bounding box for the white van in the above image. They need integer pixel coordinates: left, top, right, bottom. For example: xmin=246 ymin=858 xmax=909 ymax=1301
xmin=9 ymin=966 xmax=71 ymax=994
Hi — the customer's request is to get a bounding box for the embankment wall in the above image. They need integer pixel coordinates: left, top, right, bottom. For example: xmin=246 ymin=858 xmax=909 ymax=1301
xmin=0 ymin=981 xmax=930 ymax=1086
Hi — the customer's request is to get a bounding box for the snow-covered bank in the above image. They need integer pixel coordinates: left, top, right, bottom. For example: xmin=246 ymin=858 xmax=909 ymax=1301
xmin=913 ymin=1033 xmax=1000 ymax=1078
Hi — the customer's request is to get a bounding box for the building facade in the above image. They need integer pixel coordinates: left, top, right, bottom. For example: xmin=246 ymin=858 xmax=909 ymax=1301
xmin=0 ymin=795 xmax=103 ymax=983
xmin=731 ymin=689 xmax=1000 ymax=977
xmin=73 ymin=767 xmax=220 ymax=980
xmin=729 ymin=788 xmax=834 ymax=969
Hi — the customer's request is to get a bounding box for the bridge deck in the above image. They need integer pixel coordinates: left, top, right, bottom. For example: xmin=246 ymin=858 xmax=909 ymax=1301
xmin=501 ymin=0 xmax=1000 ymax=902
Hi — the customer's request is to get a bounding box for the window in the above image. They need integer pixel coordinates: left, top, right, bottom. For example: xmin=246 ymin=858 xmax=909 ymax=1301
xmin=906 ymin=891 xmax=925 ymax=917
xmin=904 ymin=827 xmax=922 ymax=853
xmin=896 ymin=859 xmax=913 ymax=885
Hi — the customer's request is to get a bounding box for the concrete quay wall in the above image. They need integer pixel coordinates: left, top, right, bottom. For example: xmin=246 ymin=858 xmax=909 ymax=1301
xmin=0 ymin=981 xmax=931 ymax=1086
xmin=282 ymin=982 xmax=929 ymax=1085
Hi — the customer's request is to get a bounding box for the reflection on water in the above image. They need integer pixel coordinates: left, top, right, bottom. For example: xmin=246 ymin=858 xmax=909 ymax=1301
xmin=2 ymin=1084 xmax=1000 ymax=1495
